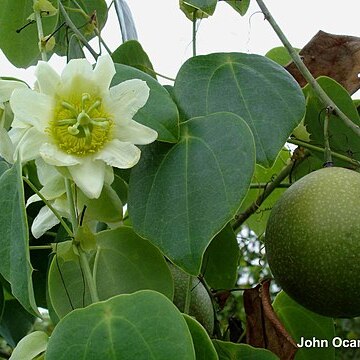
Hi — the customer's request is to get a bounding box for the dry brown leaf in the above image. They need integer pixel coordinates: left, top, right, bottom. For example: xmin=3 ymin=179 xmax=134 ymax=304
xmin=286 ymin=30 xmax=360 ymax=94
xmin=244 ymin=279 xmax=298 ymax=360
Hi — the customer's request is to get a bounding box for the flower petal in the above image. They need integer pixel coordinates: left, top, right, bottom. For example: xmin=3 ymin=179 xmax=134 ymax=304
xmin=94 ymin=139 xmax=140 ymax=169
xmin=14 ymin=127 xmax=44 ymax=163
xmin=68 ymin=157 xmax=105 ymax=199
xmin=26 ymin=193 xmax=41 ymax=207
xmin=35 ymin=157 xmax=59 ymax=185
xmin=40 ymin=143 xmax=81 ymax=166
xmin=93 ymin=55 xmax=116 ymax=93
xmin=0 ymin=127 xmax=15 ymax=163
xmin=10 ymin=88 xmax=53 ymax=132
xmin=0 ymin=79 xmax=27 ymax=103
xmin=31 ymin=205 xmax=60 ymax=239
xmin=106 ymin=79 xmax=149 ymax=123
xmin=60 ymin=58 xmax=94 ymax=93
xmin=115 ymin=119 xmax=158 ymax=145
xmin=35 ymin=61 xmax=61 ymax=96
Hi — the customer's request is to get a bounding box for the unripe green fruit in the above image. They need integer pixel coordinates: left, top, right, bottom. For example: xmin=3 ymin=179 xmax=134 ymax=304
xmin=169 ymin=264 xmax=214 ymax=334
xmin=265 ymin=167 xmax=360 ymax=318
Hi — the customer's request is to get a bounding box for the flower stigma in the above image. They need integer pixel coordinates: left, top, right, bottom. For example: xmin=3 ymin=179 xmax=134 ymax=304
xmin=49 ymin=92 xmax=113 ymax=156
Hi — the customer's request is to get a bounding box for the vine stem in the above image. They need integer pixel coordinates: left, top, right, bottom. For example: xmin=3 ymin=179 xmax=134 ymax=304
xmin=34 ymin=7 xmax=47 ymax=61
xmin=64 ymin=178 xmax=99 ymax=303
xmin=232 ymin=149 xmax=310 ymax=232
xmin=288 ymin=138 xmax=360 ymax=168
xmin=58 ymin=2 xmax=99 ymax=60
xmin=255 ymin=0 xmax=360 ymax=138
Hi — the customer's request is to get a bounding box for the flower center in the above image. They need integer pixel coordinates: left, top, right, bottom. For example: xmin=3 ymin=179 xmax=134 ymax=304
xmin=49 ymin=93 xmax=113 ymax=156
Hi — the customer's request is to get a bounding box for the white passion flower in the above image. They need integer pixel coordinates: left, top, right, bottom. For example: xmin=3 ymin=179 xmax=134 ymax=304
xmin=8 ymin=55 xmax=157 ymax=198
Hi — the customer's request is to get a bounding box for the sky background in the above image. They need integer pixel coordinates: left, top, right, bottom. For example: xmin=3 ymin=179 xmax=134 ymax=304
xmin=0 ymin=1 xmax=359 ymax=91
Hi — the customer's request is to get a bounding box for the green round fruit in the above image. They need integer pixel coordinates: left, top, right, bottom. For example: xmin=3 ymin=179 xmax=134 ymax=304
xmin=169 ymin=264 xmax=214 ymax=334
xmin=265 ymin=167 xmax=360 ymax=318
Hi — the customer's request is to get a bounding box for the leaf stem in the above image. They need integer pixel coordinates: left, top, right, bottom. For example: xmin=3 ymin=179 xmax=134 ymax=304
xmin=232 ymin=149 xmax=310 ymax=232
xmin=22 ymin=177 xmax=73 ymax=237
xmin=78 ymin=247 xmax=100 ymax=302
xmin=34 ymin=8 xmax=47 ymax=61
xmin=255 ymin=0 xmax=360 ymax=138
xmin=29 ymin=245 xmax=53 ymax=250
xmin=58 ymin=2 xmax=99 ymax=60
xmin=250 ymin=183 xmax=290 ymax=189
xmin=192 ymin=10 xmax=197 ymax=57
xmin=94 ymin=28 xmax=112 ymax=55
xmin=323 ymin=108 xmax=333 ymax=166
xmin=64 ymin=178 xmax=99 ymax=303
xmin=288 ymin=138 xmax=360 ymax=168
xmin=64 ymin=178 xmax=78 ymax=233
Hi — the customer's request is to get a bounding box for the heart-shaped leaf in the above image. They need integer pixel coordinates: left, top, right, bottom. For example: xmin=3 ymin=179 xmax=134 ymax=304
xmin=212 ymin=340 xmax=280 ymax=359
xmin=94 ymin=227 xmax=174 ymax=300
xmin=0 ymin=160 xmax=39 ymax=316
xmin=273 ymin=291 xmax=335 ymax=360
xmin=183 ymin=314 xmax=218 ymax=360
xmin=128 ymin=112 xmax=255 ymax=274
xmin=303 ymin=76 xmax=360 ymax=163
xmin=45 ymin=290 xmax=196 ymax=360
xmin=47 ymin=241 xmax=93 ymax=319
xmin=201 ymin=224 xmax=239 ymax=289
xmin=174 ymin=53 xmax=305 ymax=167
xmin=112 ymin=40 xmax=156 ymax=79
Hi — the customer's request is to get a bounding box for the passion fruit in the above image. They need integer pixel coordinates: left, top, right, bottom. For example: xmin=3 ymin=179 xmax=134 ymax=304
xmin=265 ymin=167 xmax=360 ymax=317
xmin=169 ymin=264 xmax=214 ymax=334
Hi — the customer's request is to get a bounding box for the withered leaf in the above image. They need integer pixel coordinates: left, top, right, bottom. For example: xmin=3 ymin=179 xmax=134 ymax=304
xmin=244 ymin=279 xmax=298 ymax=360
xmin=286 ymin=30 xmax=360 ymax=94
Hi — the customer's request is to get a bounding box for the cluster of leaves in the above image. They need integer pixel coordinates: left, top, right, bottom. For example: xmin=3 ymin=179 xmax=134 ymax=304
xmin=0 ymin=0 xmax=360 ymax=359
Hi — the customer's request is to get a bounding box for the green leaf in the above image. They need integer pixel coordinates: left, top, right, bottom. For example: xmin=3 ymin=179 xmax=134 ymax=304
xmin=174 ymin=53 xmax=305 ymax=167
xmin=265 ymin=47 xmax=300 ymax=66
xmin=47 ymin=241 xmax=92 ymax=319
xmin=46 ymin=290 xmax=196 ymax=360
xmin=0 ymin=0 xmax=57 ymax=68
xmin=9 ymin=331 xmax=48 ymax=360
xmin=183 ymin=314 xmax=218 ymax=360
xmin=67 ymin=34 xmax=85 ymax=61
xmin=78 ymin=183 xmax=123 ymax=223
xmin=128 ymin=112 xmax=255 ymax=274
xmin=113 ymin=170 xmax=129 ymax=204
xmin=54 ymin=0 xmax=108 ymax=56
xmin=0 ymin=299 xmax=35 ymax=348
xmin=224 ymin=0 xmax=251 ymax=16
xmin=273 ymin=291 xmax=335 ymax=360
xmin=303 ymin=76 xmax=360 ymax=163
xmin=212 ymin=340 xmax=279 ymax=359
xmin=180 ymin=0 xmax=217 ymax=18
xmin=0 ymin=160 xmax=39 ymax=316
xmin=94 ymin=227 xmax=174 ymax=300
xmin=0 ymin=283 xmax=4 ymax=323
xmin=238 ymin=148 xmax=291 ymax=236
xmin=112 ymin=64 xmax=179 ymax=143
xmin=201 ymin=224 xmax=239 ymax=289
xmin=112 ymin=40 xmax=156 ymax=79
